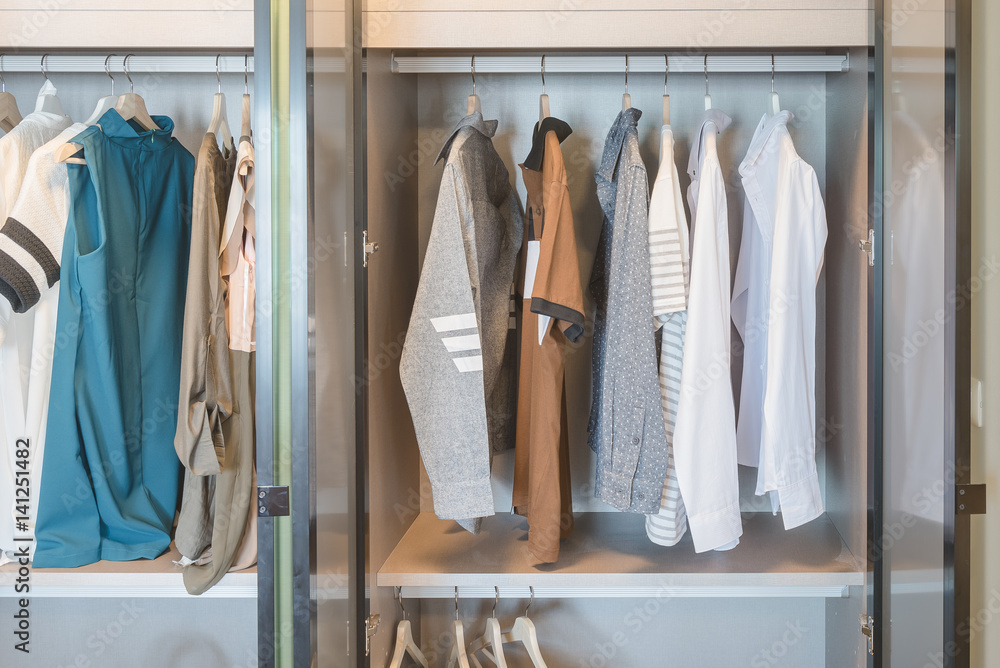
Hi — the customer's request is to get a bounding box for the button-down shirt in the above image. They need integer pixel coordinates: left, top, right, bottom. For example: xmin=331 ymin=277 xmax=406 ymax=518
xmin=588 ymin=107 xmax=669 ymax=513
xmin=732 ymin=111 xmax=827 ymax=530
xmin=645 ymin=125 xmax=691 ymax=546
xmin=400 ymin=113 xmax=522 ymax=533
xmin=672 ymin=109 xmax=743 ymax=553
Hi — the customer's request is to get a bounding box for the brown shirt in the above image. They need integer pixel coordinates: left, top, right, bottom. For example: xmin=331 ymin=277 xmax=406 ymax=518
xmin=513 ymin=118 xmax=585 ymax=564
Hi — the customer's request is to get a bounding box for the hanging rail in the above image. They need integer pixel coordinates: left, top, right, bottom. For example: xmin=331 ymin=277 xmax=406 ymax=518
xmin=391 ymin=53 xmax=848 ymax=75
xmin=0 ymin=55 xmax=254 ymax=74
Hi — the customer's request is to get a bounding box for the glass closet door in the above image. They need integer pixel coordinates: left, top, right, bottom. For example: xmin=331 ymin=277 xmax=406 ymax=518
xmin=255 ymin=0 xmax=361 ymax=666
xmin=879 ymin=0 xmax=972 ymax=665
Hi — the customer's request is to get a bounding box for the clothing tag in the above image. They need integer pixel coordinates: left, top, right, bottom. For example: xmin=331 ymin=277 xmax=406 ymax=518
xmin=522 ymin=241 xmax=554 ymax=344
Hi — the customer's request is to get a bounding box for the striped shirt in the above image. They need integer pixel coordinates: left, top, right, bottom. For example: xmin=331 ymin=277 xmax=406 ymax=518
xmin=645 ymin=126 xmax=691 ymax=546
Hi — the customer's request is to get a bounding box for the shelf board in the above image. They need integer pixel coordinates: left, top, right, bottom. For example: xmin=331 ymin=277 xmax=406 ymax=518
xmin=0 ymin=544 xmax=256 ymax=598
xmin=378 ymin=512 xmax=863 ymax=598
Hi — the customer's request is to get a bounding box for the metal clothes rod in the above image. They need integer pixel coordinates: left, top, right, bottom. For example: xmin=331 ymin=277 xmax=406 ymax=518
xmin=399 ymin=585 xmax=851 ymax=599
xmin=392 ymin=53 xmax=849 ymax=75
xmin=0 ymin=55 xmax=254 ymax=74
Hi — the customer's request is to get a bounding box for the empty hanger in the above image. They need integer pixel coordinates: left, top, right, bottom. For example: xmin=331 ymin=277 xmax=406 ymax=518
xmin=388 ymin=588 xmax=429 ymax=668
xmin=500 ymin=587 xmax=548 ymax=668
xmin=84 ymin=54 xmax=118 ymax=126
xmin=447 ymin=587 xmax=473 ymax=668
xmin=538 ymin=55 xmax=550 ymax=123
xmin=622 ymin=55 xmax=631 ymax=112
xmin=207 ymin=55 xmax=235 ymax=152
xmin=35 ymin=55 xmax=66 ymax=116
xmin=0 ymin=55 xmax=22 ymax=133
xmin=241 ymin=54 xmax=252 ymax=138
xmin=467 ymin=56 xmax=482 ymax=116
xmin=468 ymin=587 xmax=508 ymax=668
xmin=770 ymin=54 xmax=780 ymax=115
xmin=116 ymin=54 xmax=160 ymax=131
xmin=662 ymin=54 xmax=671 ymax=125
xmin=704 ymin=55 xmax=712 ymax=111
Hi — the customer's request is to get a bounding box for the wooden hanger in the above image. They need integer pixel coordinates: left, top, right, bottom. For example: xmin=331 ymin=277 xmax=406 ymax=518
xmin=538 ymin=55 xmax=550 ymax=123
xmin=500 ymin=588 xmax=547 ymax=668
xmin=622 ymin=55 xmax=631 ymax=112
xmin=467 ymin=587 xmax=508 ymax=668
xmin=704 ymin=55 xmax=712 ymax=111
xmin=115 ymin=54 xmax=160 ymax=131
xmin=388 ymin=588 xmax=429 ymax=668
xmin=769 ymin=54 xmax=781 ymax=115
xmin=467 ymin=55 xmax=482 ymax=116
xmin=208 ymin=55 xmax=235 ymax=152
xmin=662 ymin=54 xmax=671 ymax=126
xmin=0 ymin=56 xmax=21 ymax=133
xmin=85 ymin=54 xmax=118 ymax=126
xmin=241 ymin=54 xmax=252 ymax=139
xmin=447 ymin=588 xmax=473 ymax=668
xmin=35 ymin=56 xmax=66 ymax=117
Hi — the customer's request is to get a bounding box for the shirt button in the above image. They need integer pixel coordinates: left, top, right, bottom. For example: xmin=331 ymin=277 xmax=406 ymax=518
xmin=636 ymin=492 xmax=645 ymax=501
xmin=632 ymin=437 xmax=640 ymax=445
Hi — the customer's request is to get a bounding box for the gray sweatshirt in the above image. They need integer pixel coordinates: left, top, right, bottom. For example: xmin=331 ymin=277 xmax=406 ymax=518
xmin=399 ymin=113 xmax=522 ymax=533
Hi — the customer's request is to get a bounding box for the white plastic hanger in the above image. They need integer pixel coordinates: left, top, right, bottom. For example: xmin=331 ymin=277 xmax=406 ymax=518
xmin=769 ymin=54 xmax=781 ymax=115
xmin=241 ymin=54 xmax=252 ymax=139
xmin=115 ymin=54 xmax=160 ymax=131
xmin=208 ymin=55 xmax=235 ymax=152
xmin=84 ymin=54 xmax=118 ymax=127
xmin=388 ymin=588 xmax=429 ymax=668
xmin=500 ymin=588 xmax=548 ymax=668
xmin=467 ymin=55 xmax=482 ymax=116
xmin=622 ymin=55 xmax=632 ymax=111
xmin=0 ymin=56 xmax=21 ymax=133
xmin=35 ymin=55 xmax=66 ymax=116
xmin=538 ymin=55 xmax=550 ymax=123
xmin=704 ymin=54 xmax=712 ymax=111
xmin=447 ymin=588 xmax=473 ymax=668
xmin=662 ymin=54 xmax=671 ymax=126
xmin=468 ymin=588 xmax=508 ymax=668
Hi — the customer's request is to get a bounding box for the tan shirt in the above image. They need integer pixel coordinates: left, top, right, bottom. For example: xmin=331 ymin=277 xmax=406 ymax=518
xmin=512 ymin=118 xmax=585 ymax=564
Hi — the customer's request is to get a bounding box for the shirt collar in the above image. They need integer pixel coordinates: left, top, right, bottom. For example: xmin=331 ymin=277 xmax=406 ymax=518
xmin=739 ymin=110 xmax=793 ymax=176
xmin=522 ymin=116 xmax=572 ymax=171
xmin=595 ymin=107 xmax=642 ymax=219
xmin=687 ymin=108 xmax=732 ymax=183
xmin=435 ymin=112 xmax=499 ymax=164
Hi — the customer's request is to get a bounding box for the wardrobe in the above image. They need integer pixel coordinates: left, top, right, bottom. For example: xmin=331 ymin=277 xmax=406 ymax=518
xmin=0 ymin=1 xmax=978 ymax=667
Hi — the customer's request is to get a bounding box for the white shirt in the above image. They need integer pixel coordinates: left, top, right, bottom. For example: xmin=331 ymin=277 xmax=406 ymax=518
xmin=732 ymin=111 xmax=827 ymax=530
xmin=645 ymin=126 xmax=691 ymax=546
xmin=0 ymin=100 xmax=73 ymax=564
xmin=672 ymin=110 xmax=742 ymax=553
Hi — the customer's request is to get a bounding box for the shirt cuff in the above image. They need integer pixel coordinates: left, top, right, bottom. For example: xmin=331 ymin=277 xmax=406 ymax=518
xmin=776 ymin=473 xmax=824 ymax=530
xmin=687 ymin=503 xmax=743 ymax=553
xmin=430 ymin=477 xmax=495 ymax=529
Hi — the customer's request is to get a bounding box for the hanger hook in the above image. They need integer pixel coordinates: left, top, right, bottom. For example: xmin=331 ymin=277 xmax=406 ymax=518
xmin=540 ymin=54 xmax=546 ymax=94
xmin=216 ymin=54 xmax=222 ymax=94
xmin=0 ymin=55 xmax=6 ymax=93
xmin=704 ymin=54 xmax=709 ymax=96
xmin=492 ymin=586 xmax=499 ymax=619
xmin=771 ymin=54 xmax=776 ymax=93
xmin=244 ymin=54 xmax=249 ymax=95
xmin=524 ymin=587 xmax=535 ymax=617
xmin=454 ymin=587 xmax=460 ymax=621
xmin=105 ymin=54 xmax=117 ymax=97
xmin=40 ymin=54 xmax=49 ymax=82
xmin=396 ymin=586 xmax=407 ymax=619
xmin=470 ymin=55 xmax=476 ymax=97
xmin=624 ymin=54 xmax=629 ymax=94
xmin=664 ymin=54 xmax=669 ymax=95
xmin=123 ymin=54 xmax=135 ymax=94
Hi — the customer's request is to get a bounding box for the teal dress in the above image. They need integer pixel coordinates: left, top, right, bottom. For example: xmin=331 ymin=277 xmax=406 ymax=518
xmin=33 ymin=110 xmax=194 ymax=567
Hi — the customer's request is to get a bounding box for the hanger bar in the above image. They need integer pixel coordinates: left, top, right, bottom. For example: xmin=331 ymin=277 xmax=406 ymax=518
xmin=400 ymin=585 xmax=850 ymax=599
xmin=0 ymin=54 xmax=254 ymax=74
xmin=392 ymin=53 xmax=848 ymax=75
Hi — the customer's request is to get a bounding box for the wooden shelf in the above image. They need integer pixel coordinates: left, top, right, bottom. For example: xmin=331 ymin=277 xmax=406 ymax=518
xmin=378 ymin=512 xmax=863 ymax=598
xmin=0 ymin=544 xmax=256 ymax=598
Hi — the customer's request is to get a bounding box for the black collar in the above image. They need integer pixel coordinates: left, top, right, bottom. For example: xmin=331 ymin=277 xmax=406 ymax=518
xmin=522 ymin=116 xmax=572 ymax=171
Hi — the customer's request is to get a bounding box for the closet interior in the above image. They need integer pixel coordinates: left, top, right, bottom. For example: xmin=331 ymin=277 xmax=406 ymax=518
xmin=359 ymin=46 xmax=870 ymax=668
xmin=0 ymin=54 xmax=257 ymax=667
